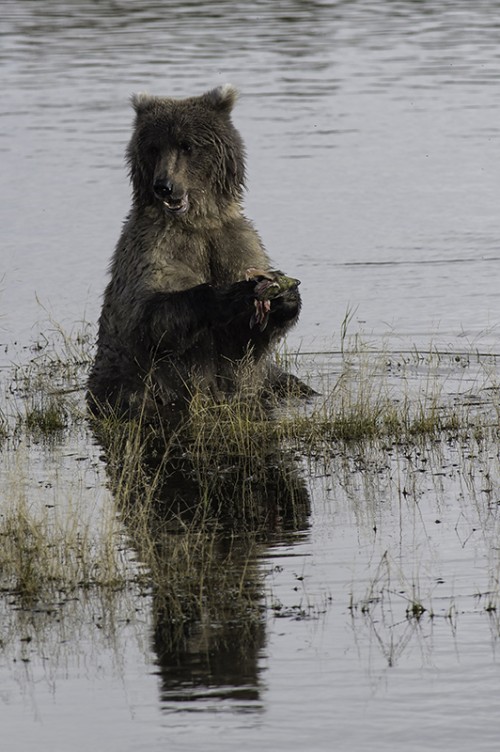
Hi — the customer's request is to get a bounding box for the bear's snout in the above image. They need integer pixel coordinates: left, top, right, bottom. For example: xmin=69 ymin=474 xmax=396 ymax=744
xmin=153 ymin=178 xmax=189 ymax=215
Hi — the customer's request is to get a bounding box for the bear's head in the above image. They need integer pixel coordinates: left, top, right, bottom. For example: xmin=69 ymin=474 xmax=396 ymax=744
xmin=126 ymin=85 xmax=246 ymax=219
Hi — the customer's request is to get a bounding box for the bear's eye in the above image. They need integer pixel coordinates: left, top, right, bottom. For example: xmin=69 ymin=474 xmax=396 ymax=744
xmin=179 ymin=141 xmax=192 ymax=155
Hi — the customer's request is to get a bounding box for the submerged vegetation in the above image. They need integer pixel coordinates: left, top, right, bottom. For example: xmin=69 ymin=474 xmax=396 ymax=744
xmin=1 ymin=320 xmax=500 ymax=664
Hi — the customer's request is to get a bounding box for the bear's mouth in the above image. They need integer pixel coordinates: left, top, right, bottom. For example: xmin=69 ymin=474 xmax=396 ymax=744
xmin=163 ymin=194 xmax=189 ymax=216
xmin=153 ymin=179 xmax=189 ymax=215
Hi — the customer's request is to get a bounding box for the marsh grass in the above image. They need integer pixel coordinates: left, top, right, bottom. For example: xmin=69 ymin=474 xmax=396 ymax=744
xmin=347 ymin=551 xmax=439 ymax=667
xmin=0 ymin=465 xmax=137 ymax=603
xmin=177 ymin=341 xmax=483 ymax=473
xmin=0 ymin=406 xmax=8 ymax=442
xmin=5 ymin=320 xmax=497 ymax=448
xmin=24 ymin=394 xmax=68 ymax=435
xmin=1 ymin=322 xmax=500 ymax=653
xmin=5 ymin=320 xmax=93 ymax=439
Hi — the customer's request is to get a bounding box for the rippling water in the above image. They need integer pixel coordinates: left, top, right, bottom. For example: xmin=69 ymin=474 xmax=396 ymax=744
xmin=2 ymin=0 xmax=500 ymax=352
xmin=2 ymin=2 xmax=500 ymax=750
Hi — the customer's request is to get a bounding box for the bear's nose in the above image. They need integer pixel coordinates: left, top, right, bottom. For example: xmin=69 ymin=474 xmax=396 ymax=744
xmin=153 ymin=178 xmax=190 ymax=215
xmin=153 ymin=178 xmax=174 ymax=199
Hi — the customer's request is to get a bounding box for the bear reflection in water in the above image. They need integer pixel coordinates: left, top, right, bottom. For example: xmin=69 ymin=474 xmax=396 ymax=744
xmin=95 ymin=418 xmax=311 ymax=707
xmin=87 ymin=85 xmax=310 ymax=419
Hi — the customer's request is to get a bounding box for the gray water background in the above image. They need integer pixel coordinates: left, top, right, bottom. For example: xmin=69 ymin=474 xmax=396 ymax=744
xmin=2 ymin=2 xmax=500 ymax=751
xmin=3 ymin=0 xmax=500 ymax=355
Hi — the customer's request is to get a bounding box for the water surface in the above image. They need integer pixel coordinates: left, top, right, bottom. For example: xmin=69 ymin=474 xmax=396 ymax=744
xmin=2 ymin=2 xmax=500 ymax=750
xmin=2 ymin=0 xmax=500 ymax=352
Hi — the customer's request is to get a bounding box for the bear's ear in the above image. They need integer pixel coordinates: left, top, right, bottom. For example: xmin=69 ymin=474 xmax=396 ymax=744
xmin=203 ymin=84 xmax=239 ymax=114
xmin=130 ymin=92 xmax=156 ymax=116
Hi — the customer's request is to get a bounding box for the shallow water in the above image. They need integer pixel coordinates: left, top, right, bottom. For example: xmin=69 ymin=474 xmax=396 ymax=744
xmin=2 ymin=2 xmax=500 ymax=750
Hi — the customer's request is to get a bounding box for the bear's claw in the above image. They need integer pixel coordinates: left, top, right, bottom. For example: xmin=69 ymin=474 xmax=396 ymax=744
xmin=250 ymin=298 xmax=272 ymax=331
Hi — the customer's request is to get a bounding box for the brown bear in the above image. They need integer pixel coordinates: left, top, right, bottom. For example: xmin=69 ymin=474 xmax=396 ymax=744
xmin=87 ymin=85 xmax=304 ymax=418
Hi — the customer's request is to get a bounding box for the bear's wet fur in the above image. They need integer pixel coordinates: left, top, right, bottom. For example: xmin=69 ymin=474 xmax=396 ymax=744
xmin=87 ymin=85 xmax=303 ymax=418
